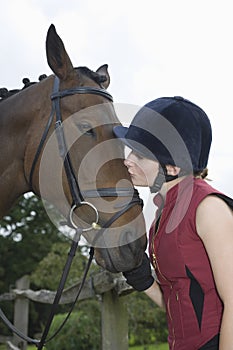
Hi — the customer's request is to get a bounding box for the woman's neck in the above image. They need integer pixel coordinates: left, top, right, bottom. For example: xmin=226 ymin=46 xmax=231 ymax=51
xmin=159 ymin=175 xmax=188 ymax=199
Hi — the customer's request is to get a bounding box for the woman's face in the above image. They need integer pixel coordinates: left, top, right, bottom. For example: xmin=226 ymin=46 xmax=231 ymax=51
xmin=124 ymin=150 xmax=159 ymax=187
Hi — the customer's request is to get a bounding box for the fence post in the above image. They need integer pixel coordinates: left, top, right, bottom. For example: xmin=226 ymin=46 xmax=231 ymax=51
xmin=13 ymin=275 xmax=29 ymax=350
xmin=101 ymin=289 xmax=128 ymax=350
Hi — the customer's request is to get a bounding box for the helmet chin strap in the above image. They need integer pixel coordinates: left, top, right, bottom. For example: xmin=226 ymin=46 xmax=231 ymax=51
xmin=149 ymin=164 xmax=178 ymax=193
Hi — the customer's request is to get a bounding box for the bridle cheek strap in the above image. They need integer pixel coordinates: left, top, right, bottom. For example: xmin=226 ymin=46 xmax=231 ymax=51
xmin=0 ymin=75 xmax=143 ymax=349
xmin=14 ymin=76 xmax=143 ymax=350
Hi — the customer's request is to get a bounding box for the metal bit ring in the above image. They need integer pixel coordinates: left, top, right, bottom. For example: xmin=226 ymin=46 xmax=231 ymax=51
xmin=69 ymin=201 xmax=100 ymax=232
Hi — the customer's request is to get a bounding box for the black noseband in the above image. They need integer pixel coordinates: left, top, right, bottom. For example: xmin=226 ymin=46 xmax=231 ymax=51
xmin=10 ymin=76 xmax=143 ymax=349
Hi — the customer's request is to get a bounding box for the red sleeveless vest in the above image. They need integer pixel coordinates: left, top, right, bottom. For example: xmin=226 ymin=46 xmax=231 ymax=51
xmin=149 ymin=177 xmax=223 ymax=350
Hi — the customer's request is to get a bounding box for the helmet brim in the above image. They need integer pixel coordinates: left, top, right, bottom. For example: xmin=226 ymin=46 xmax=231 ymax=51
xmin=113 ymin=125 xmax=128 ymax=139
xmin=113 ymin=125 xmax=155 ymax=159
xmin=113 ymin=125 xmax=142 ymax=155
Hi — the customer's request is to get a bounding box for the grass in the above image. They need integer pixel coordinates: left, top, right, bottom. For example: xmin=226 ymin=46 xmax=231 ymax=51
xmin=129 ymin=343 xmax=169 ymax=350
xmin=0 ymin=343 xmax=169 ymax=350
xmin=0 ymin=345 xmax=35 ymax=350
xmin=0 ymin=346 xmax=36 ymax=350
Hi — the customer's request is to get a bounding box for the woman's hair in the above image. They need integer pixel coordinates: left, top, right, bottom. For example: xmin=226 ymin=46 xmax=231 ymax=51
xmin=194 ymin=168 xmax=209 ymax=179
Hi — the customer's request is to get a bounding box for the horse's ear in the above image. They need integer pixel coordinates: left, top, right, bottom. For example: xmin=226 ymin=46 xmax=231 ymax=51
xmin=96 ymin=64 xmax=110 ymax=88
xmin=46 ymin=24 xmax=74 ymax=81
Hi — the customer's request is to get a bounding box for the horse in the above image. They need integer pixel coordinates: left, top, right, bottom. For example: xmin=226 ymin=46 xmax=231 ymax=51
xmin=0 ymin=24 xmax=147 ymax=274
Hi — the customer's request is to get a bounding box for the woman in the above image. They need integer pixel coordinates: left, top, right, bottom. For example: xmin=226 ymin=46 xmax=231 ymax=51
xmin=113 ymin=96 xmax=233 ymax=350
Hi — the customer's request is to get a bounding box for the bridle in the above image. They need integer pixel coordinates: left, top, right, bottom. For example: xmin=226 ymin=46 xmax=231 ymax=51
xmin=0 ymin=76 xmax=143 ymax=349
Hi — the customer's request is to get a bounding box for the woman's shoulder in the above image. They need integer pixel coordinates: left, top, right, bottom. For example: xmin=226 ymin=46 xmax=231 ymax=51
xmin=196 ymin=189 xmax=233 ymax=239
xmin=193 ymin=178 xmax=233 ymax=210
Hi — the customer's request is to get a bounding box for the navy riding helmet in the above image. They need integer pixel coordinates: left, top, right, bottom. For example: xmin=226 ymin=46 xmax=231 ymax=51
xmin=113 ymin=96 xmax=212 ymax=191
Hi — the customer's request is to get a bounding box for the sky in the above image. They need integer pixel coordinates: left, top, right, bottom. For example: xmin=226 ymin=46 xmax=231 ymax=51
xmin=0 ymin=0 xmax=232 ymax=227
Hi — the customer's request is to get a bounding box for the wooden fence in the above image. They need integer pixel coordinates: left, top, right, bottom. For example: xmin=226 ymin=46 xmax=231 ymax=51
xmin=0 ymin=272 xmax=133 ymax=350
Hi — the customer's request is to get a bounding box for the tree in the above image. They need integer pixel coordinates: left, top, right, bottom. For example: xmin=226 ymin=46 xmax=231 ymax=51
xmin=29 ymin=240 xmax=100 ymax=337
xmin=0 ymin=194 xmax=66 ymax=293
xmin=126 ymin=291 xmax=168 ymax=346
xmin=31 ymin=242 xmax=98 ymax=290
xmin=45 ymin=304 xmax=101 ymax=350
xmin=0 ymin=194 xmax=67 ymax=335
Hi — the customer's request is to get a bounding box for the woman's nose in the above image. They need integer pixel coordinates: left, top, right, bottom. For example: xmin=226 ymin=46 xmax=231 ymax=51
xmin=124 ymin=158 xmax=130 ymax=168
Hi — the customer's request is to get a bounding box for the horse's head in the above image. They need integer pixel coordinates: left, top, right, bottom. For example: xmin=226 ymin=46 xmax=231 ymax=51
xmin=27 ymin=25 xmax=147 ymax=273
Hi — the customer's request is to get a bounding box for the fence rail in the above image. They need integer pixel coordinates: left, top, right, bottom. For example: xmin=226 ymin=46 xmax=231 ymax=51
xmin=0 ymin=272 xmax=133 ymax=350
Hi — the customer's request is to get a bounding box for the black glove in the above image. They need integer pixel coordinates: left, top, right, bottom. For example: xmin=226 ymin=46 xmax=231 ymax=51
xmin=123 ymin=253 xmax=154 ymax=291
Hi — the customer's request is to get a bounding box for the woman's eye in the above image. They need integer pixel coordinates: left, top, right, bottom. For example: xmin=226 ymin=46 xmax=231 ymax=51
xmin=77 ymin=121 xmax=95 ymax=136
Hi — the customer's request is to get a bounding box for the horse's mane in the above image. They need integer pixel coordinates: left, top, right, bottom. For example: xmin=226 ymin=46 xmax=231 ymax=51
xmin=0 ymin=74 xmax=47 ymax=101
xmin=0 ymin=67 xmax=107 ymax=102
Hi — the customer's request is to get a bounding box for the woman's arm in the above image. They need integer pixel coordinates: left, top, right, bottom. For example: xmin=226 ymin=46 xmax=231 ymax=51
xmin=196 ymin=195 xmax=233 ymax=350
xmin=144 ymin=280 xmax=165 ymax=309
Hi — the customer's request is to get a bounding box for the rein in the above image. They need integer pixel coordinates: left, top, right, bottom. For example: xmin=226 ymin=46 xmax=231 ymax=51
xmin=0 ymin=76 xmax=143 ymax=349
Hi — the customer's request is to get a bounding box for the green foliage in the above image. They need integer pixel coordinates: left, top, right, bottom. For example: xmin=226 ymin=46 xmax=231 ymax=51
xmin=30 ymin=242 xmax=97 ymax=290
xmin=45 ymin=301 xmax=101 ymax=350
xmin=30 ymin=241 xmax=72 ymax=289
xmin=126 ymin=291 xmax=168 ymax=347
xmin=0 ymin=194 xmax=65 ymax=293
xmin=32 ymin=291 xmax=168 ymax=350
xmin=29 ymin=238 xmax=99 ymax=337
xmin=0 ymin=194 xmax=75 ymax=336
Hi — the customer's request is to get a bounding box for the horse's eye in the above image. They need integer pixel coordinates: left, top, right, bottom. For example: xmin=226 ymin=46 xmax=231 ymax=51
xmin=77 ymin=121 xmax=95 ymax=137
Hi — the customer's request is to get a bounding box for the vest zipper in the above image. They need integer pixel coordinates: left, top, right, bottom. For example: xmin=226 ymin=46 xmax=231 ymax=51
xmin=150 ymin=213 xmax=176 ymax=349
xmin=152 ymin=253 xmax=176 ymax=349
